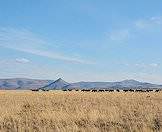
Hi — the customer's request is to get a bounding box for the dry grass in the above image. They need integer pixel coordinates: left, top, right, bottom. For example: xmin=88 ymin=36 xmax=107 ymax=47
xmin=0 ymin=91 xmax=162 ymax=132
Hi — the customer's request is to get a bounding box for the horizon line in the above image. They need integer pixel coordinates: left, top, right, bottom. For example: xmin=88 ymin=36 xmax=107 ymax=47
xmin=0 ymin=77 xmax=161 ymax=85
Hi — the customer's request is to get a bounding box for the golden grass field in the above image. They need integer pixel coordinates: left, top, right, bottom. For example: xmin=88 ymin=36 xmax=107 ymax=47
xmin=0 ymin=90 xmax=162 ymax=132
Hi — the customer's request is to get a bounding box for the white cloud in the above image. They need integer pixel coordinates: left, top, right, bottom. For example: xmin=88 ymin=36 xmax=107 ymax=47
xmin=0 ymin=27 xmax=93 ymax=64
xmin=108 ymin=29 xmax=130 ymax=41
xmin=15 ymin=58 xmax=30 ymax=63
xmin=134 ymin=63 xmax=159 ymax=68
xmin=124 ymin=62 xmax=159 ymax=69
xmin=150 ymin=17 xmax=162 ymax=24
xmin=135 ymin=16 xmax=162 ymax=29
xmin=149 ymin=63 xmax=159 ymax=67
xmin=108 ymin=16 xmax=162 ymax=42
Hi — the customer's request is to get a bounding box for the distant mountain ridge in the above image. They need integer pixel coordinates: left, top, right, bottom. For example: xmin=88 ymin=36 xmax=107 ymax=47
xmin=0 ymin=78 xmax=162 ymax=90
xmin=0 ymin=78 xmax=53 ymax=90
xmin=65 ymin=79 xmax=162 ymax=90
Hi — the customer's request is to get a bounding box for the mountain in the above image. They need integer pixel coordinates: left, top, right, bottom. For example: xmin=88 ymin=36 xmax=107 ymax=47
xmin=42 ymin=78 xmax=70 ymax=90
xmin=0 ymin=78 xmax=161 ymax=90
xmin=0 ymin=78 xmax=53 ymax=90
xmin=65 ymin=79 xmax=162 ymax=89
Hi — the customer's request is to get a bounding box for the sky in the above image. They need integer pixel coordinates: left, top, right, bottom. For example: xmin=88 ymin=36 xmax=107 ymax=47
xmin=0 ymin=0 xmax=162 ymax=83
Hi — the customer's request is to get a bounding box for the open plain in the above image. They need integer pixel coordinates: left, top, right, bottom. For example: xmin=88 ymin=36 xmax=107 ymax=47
xmin=0 ymin=90 xmax=162 ymax=132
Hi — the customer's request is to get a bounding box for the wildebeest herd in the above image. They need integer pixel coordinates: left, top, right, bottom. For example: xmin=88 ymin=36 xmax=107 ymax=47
xmin=31 ymin=88 xmax=161 ymax=92
xmin=62 ymin=89 xmax=161 ymax=92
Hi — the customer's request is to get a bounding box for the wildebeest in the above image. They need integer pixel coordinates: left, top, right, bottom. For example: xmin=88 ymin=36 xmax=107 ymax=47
xmin=135 ymin=89 xmax=146 ymax=92
xmin=108 ymin=90 xmax=114 ymax=92
xmin=146 ymin=89 xmax=152 ymax=92
xmin=123 ymin=90 xmax=129 ymax=92
xmin=31 ymin=89 xmax=39 ymax=92
xmin=68 ymin=89 xmax=73 ymax=91
xmin=98 ymin=89 xmax=105 ymax=92
xmin=128 ymin=89 xmax=134 ymax=92
xmin=155 ymin=89 xmax=160 ymax=92
xmin=75 ymin=89 xmax=79 ymax=91
xmin=116 ymin=89 xmax=120 ymax=92
xmin=81 ymin=89 xmax=91 ymax=92
xmin=92 ymin=89 xmax=98 ymax=92
xmin=62 ymin=89 xmax=68 ymax=91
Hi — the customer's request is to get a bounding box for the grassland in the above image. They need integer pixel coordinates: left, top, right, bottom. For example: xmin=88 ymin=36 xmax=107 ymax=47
xmin=0 ymin=91 xmax=162 ymax=132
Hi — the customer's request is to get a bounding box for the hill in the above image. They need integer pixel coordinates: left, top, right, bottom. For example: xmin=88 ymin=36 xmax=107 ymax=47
xmin=42 ymin=78 xmax=70 ymax=90
xmin=65 ymin=79 xmax=162 ymax=89
xmin=0 ymin=78 xmax=53 ymax=90
xmin=0 ymin=78 xmax=161 ymax=90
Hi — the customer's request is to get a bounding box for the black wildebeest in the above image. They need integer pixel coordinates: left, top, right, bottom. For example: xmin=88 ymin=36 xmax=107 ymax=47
xmin=92 ymin=89 xmax=98 ymax=92
xmin=98 ymin=89 xmax=105 ymax=92
xmin=31 ymin=89 xmax=39 ymax=92
xmin=135 ymin=89 xmax=146 ymax=92
xmin=146 ymin=89 xmax=153 ymax=92
xmin=123 ymin=90 xmax=129 ymax=92
xmin=81 ymin=89 xmax=91 ymax=92
xmin=68 ymin=89 xmax=73 ymax=91
xmin=129 ymin=89 xmax=134 ymax=92
xmin=75 ymin=89 xmax=79 ymax=91
xmin=155 ymin=89 xmax=160 ymax=92
xmin=108 ymin=90 xmax=114 ymax=92
xmin=62 ymin=89 xmax=68 ymax=91
xmin=116 ymin=89 xmax=120 ymax=92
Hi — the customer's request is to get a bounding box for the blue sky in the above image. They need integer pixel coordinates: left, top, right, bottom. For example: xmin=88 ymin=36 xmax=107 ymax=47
xmin=0 ymin=0 xmax=162 ymax=83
